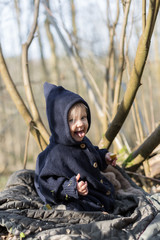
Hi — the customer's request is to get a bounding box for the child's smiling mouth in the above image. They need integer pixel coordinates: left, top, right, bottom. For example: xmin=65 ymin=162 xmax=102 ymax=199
xmin=75 ymin=130 xmax=85 ymax=138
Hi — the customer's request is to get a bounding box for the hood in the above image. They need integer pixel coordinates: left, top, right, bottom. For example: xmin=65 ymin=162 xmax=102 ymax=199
xmin=44 ymin=82 xmax=91 ymax=145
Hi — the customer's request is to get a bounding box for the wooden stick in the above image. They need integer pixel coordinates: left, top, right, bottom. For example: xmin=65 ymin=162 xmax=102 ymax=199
xmin=126 ymin=170 xmax=160 ymax=184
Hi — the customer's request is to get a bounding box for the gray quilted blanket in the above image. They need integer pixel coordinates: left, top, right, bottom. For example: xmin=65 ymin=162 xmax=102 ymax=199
xmin=0 ymin=169 xmax=160 ymax=240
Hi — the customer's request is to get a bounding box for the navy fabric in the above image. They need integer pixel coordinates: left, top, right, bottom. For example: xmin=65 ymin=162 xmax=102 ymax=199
xmin=34 ymin=82 xmax=115 ymax=212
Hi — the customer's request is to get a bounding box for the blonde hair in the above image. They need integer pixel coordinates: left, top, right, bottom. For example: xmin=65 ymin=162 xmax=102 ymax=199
xmin=69 ymin=102 xmax=88 ymax=116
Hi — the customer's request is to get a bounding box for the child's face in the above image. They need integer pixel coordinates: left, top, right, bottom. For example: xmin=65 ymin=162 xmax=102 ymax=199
xmin=68 ymin=103 xmax=89 ymax=142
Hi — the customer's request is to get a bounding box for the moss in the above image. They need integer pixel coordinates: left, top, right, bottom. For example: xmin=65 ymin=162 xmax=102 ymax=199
xmin=20 ymin=232 xmax=26 ymax=239
xmin=122 ymin=153 xmax=133 ymax=167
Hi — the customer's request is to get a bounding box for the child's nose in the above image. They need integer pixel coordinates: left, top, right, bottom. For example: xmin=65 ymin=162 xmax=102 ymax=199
xmin=76 ymin=119 xmax=83 ymax=127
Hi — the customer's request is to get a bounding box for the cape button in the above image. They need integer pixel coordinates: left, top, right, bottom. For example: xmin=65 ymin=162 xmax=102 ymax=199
xmin=93 ymin=162 xmax=98 ymax=168
xmin=100 ymin=179 xmax=103 ymax=184
xmin=106 ymin=190 xmax=111 ymax=196
xmin=80 ymin=143 xmax=86 ymax=149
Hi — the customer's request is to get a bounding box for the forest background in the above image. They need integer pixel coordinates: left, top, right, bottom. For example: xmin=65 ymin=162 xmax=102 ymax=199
xmin=0 ymin=0 xmax=160 ymax=193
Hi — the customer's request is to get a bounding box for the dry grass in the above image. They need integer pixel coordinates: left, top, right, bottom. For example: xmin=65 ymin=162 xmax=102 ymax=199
xmin=0 ymin=173 xmax=11 ymax=191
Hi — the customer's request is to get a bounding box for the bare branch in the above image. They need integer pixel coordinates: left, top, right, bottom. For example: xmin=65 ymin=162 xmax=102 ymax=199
xmin=134 ymin=100 xmax=144 ymax=143
xmin=0 ymin=45 xmax=47 ymax=150
xmin=124 ymin=122 xmax=160 ymax=171
xmin=104 ymin=0 xmax=120 ymax=130
xmin=44 ymin=18 xmax=60 ymax=85
xmin=148 ymin=77 xmax=155 ymax=131
xmin=149 ymin=0 xmax=160 ymax=37
xmin=23 ymin=122 xmax=31 ymax=169
xmin=101 ymin=0 xmax=160 ymax=149
xmin=142 ymin=0 xmax=146 ymax=31
xmin=42 ymin=0 xmax=104 ymax=118
xmin=112 ymin=0 xmax=131 ymax=118
xmin=126 ymin=170 xmax=160 ymax=184
xmin=22 ymin=0 xmax=50 ymax=145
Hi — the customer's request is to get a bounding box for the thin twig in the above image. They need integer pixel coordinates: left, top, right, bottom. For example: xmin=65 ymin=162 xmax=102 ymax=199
xmin=42 ymin=0 xmax=104 ymax=118
xmin=23 ymin=122 xmax=31 ymax=169
xmin=142 ymin=0 xmax=146 ymax=31
xmin=126 ymin=170 xmax=160 ymax=184
xmin=148 ymin=76 xmax=155 ymax=131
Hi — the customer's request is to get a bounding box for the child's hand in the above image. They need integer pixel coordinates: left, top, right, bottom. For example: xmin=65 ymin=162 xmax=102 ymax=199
xmin=105 ymin=152 xmax=117 ymax=166
xmin=76 ymin=173 xmax=88 ymax=196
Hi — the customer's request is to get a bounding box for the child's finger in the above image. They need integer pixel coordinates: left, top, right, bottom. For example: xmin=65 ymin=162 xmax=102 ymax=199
xmin=76 ymin=173 xmax=80 ymax=181
xmin=112 ymin=160 xmax=116 ymax=166
xmin=108 ymin=153 xmax=117 ymax=166
xmin=79 ymin=181 xmax=88 ymax=191
xmin=79 ymin=181 xmax=87 ymax=189
xmin=80 ymin=185 xmax=88 ymax=195
xmin=82 ymin=189 xmax=88 ymax=195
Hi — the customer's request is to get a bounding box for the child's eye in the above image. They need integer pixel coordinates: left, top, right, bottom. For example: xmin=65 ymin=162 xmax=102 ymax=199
xmin=69 ymin=119 xmax=73 ymax=123
xmin=81 ymin=116 xmax=87 ymax=120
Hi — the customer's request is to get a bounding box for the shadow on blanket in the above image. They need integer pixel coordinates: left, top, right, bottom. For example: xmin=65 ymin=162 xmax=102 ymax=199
xmin=0 ymin=167 xmax=160 ymax=240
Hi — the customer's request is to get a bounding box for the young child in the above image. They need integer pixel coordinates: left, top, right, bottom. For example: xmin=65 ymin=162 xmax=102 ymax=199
xmin=34 ymin=82 xmax=117 ymax=212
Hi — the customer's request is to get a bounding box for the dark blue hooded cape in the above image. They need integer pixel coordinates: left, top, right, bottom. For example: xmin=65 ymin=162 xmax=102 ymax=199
xmin=34 ymin=82 xmax=115 ymax=212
